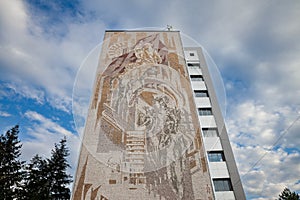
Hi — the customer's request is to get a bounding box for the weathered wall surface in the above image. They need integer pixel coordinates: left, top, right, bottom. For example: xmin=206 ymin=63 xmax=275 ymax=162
xmin=72 ymin=31 xmax=214 ymax=200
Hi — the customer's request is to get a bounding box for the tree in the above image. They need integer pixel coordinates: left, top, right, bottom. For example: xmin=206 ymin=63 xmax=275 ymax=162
xmin=21 ymin=155 xmax=51 ymax=200
xmin=47 ymin=137 xmax=73 ymax=199
xmin=1 ymin=125 xmax=73 ymax=199
xmin=0 ymin=125 xmax=25 ymax=199
xmin=278 ymin=187 xmax=300 ymax=200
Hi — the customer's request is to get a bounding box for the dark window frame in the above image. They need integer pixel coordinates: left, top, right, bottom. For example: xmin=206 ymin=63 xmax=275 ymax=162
xmin=187 ymin=63 xmax=200 ymax=67
xmin=190 ymin=75 xmax=204 ymax=81
xmin=213 ymin=178 xmax=233 ymax=191
xmin=207 ymin=151 xmax=226 ymax=162
xmin=198 ymin=108 xmax=213 ymax=116
xmin=202 ymin=128 xmax=219 ymax=137
xmin=194 ymin=90 xmax=209 ymax=97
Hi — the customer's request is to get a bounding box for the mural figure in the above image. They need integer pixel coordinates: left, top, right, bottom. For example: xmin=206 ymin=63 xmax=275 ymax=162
xmin=72 ymin=32 xmax=213 ymax=200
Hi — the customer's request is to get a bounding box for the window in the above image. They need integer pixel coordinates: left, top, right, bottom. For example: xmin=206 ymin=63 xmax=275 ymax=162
xmin=190 ymin=75 xmax=203 ymax=81
xmin=213 ymin=179 xmax=233 ymax=191
xmin=190 ymin=52 xmax=195 ymax=56
xmin=208 ymin=151 xmax=225 ymax=162
xmin=194 ymin=90 xmax=208 ymax=97
xmin=198 ymin=108 xmax=212 ymax=116
xmin=187 ymin=63 xmax=200 ymax=67
xmin=202 ymin=128 xmax=218 ymax=137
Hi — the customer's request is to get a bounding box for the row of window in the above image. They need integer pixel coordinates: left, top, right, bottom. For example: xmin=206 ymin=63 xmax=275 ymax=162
xmin=188 ymin=63 xmax=212 ymax=116
xmin=189 ymin=62 xmax=206 ymax=100
xmin=187 ymin=58 xmax=233 ymax=193
xmin=187 ymin=57 xmax=234 ymax=194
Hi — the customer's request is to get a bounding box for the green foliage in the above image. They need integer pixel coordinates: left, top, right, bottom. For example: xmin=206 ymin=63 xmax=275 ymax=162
xmin=1 ymin=126 xmax=73 ymax=200
xmin=47 ymin=137 xmax=72 ymax=199
xmin=0 ymin=125 xmax=25 ymax=199
xmin=21 ymin=155 xmax=51 ymax=200
xmin=278 ymin=187 xmax=300 ymax=200
xmin=22 ymin=137 xmax=73 ymax=200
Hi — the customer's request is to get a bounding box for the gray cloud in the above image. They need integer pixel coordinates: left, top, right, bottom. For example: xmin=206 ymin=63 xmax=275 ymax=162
xmin=1 ymin=0 xmax=300 ymax=198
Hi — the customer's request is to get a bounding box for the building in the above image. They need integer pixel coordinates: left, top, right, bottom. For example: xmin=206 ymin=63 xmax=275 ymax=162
xmin=72 ymin=30 xmax=245 ymax=200
xmin=184 ymin=47 xmax=246 ymax=200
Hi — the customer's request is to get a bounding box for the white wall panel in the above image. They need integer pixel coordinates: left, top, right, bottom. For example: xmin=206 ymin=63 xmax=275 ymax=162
xmin=204 ymin=137 xmax=222 ymax=151
xmin=199 ymin=116 xmax=217 ymax=127
xmin=215 ymin=191 xmax=235 ymax=200
xmin=209 ymin=162 xmax=229 ymax=178
xmin=188 ymin=68 xmax=202 ymax=75
xmin=184 ymin=51 xmax=200 ymax=61
xmin=195 ymin=97 xmax=211 ymax=108
xmin=191 ymin=81 xmax=206 ymax=90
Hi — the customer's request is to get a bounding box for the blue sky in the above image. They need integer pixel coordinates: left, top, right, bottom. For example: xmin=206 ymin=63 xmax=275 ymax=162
xmin=1 ymin=0 xmax=300 ymax=199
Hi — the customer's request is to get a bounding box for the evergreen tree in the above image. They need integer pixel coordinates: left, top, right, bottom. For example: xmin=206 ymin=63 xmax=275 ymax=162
xmin=47 ymin=137 xmax=72 ymax=200
xmin=279 ymin=187 xmax=300 ymax=200
xmin=0 ymin=125 xmax=25 ymax=199
xmin=21 ymin=155 xmax=51 ymax=200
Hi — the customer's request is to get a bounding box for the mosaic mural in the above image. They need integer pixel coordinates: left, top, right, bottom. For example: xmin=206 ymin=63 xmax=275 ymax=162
xmin=72 ymin=31 xmax=214 ymax=200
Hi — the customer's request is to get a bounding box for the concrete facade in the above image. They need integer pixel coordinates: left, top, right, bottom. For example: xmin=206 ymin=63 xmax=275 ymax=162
xmin=72 ymin=30 xmax=245 ymax=200
xmin=184 ymin=47 xmax=246 ymax=200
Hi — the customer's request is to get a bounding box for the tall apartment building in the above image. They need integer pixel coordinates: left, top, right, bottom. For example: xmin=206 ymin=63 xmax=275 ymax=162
xmin=184 ymin=47 xmax=245 ymax=200
xmin=72 ymin=30 xmax=245 ymax=200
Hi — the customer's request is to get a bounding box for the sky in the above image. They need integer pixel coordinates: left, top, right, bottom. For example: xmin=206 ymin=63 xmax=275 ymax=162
xmin=0 ymin=0 xmax=300 ymax=199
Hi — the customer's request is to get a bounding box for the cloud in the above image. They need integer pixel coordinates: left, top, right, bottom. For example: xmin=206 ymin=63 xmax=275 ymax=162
xmin=25 ymin=110 xmax=73 ymax=136
xmin=0 ymin=111 xmax=11 ymax=117
xmin=227 ymin=100 xmax=300 ymax=199
xmin=23 ymin=110 xmax=80 ymax=175
xmin=2 ymin=82 xmax=45 ymax=104
xmin=0 ymin=0 xmax=27 ymax=40
xmin=233 ymin=144 xmax=300 ymax=199
xmin=1 ymin=0 xmax=300 ymax=199
xmin=0 ymin=0 xmax=106 ymax=113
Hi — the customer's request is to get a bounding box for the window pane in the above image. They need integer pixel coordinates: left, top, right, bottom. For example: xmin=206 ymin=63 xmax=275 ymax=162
xmin=190 ymin=75 xmax=203 ymax=81
xmin=213 ymin=179 xmax=233 ymax=191
xmin=202 ymin=128 xmax=218 ymax=137
xmin=198 ymin=108 xmax=212 ymax=116
xmin=188 ymin=63 xmax=200 ymax=67
xmin=194 ymin=90 xmax=208 ymax=97
xmin=208 ymin=151 xmax=225 ymax=162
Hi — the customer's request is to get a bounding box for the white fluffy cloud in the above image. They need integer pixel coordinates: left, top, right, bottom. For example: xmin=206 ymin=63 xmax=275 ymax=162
xmin=233 ymin=144 xmax=300 ymax=199
xmin=23 ymin=110 xmax=80 ymax=172
xmin=1 ymin=0 xmax=300 ymax=199
xmin=0 ymin=0 xmax=106 ymax=113
xmin=0 ymin=111 xmax=11 ymax=117
xmin=227 ymin=100 xmax=300 ymax=199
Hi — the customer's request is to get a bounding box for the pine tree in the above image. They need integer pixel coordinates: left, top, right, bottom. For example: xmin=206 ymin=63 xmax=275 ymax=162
xmin=47 ymin=137 xmax=72 ymax=200
xmin=21 ymin=155 xmax=51 ymax=200
xmin=279 ymin=187 xmax=300 ymax=200
xmin=0 ymin=125 xmax=25 ymax=199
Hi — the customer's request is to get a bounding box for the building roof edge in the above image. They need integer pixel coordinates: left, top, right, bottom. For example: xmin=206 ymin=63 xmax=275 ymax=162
xmin=105 ymin=29 xmax=180 ymax=32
